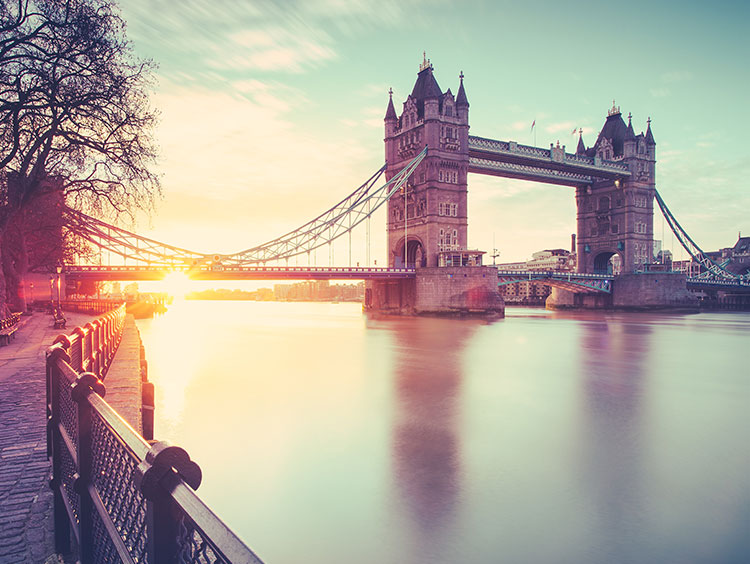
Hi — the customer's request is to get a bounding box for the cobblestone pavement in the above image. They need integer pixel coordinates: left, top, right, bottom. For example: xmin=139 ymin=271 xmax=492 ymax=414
xmin=0 ymin=311 xmax=93 ymax=564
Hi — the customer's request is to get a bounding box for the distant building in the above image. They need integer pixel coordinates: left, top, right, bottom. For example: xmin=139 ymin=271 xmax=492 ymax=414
xmin=672 ymin=234 xmax=750 ymax=277
xmin=273 ymin=280 xmax=364 ymax=302
xmin=496 ymin=248 xmax=575 ymax=305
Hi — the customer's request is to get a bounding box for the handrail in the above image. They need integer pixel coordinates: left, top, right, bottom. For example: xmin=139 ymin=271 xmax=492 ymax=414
xmin=59 ymin=299 xmax=125 ymax=315
xmin=46 ymin=304 xmax=264 ymax=563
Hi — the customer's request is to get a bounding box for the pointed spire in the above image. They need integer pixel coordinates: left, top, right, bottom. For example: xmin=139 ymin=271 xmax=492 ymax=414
xmin=384 ymin=87 xmax=397 ymax=120
xmin=645 ymin=116 xmax=655 ymax=145
xmin=419 ymin=51 xmax=431 ymax=72
xmin=456 ymin=70 xmax=469 ymax=107
xmin=625 ymin=112 xmax=636 ymax=140
xmin=576 ymin=128 xmax=586 ymax=155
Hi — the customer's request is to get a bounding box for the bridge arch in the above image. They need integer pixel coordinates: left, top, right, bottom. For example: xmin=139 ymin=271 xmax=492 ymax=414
xmin=393 ymin=236 xmax=426 ymax=268
xmin=593 ymin=250 xmax=622 ymax=275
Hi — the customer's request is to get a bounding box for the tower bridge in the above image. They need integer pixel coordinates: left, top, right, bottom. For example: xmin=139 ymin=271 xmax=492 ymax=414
xmin=50 ymin=57 xmax=747 ymax=314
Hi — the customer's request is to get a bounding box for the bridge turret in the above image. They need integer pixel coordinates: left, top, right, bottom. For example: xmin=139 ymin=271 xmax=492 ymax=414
xmin=384 ymin=88 xmax=398 ymax=166
xmin=645 ymin=117 xmax=656 ymax=159
xmin=576 ymin=103 xmax=658 ymax=276
xmin=384 ymin=56 xmax=470 ymax=268
xmin=623 ymin=113 xmax=637 ymax=158
xmin=455 ymin=71 xmax=469 ymax=121
xmin=576 ymin=129 xmax=586 ymax=155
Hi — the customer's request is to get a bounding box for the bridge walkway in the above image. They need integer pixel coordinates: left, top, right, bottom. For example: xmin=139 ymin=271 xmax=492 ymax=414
xmin=0 ymin=310 xmax=141 ymax=563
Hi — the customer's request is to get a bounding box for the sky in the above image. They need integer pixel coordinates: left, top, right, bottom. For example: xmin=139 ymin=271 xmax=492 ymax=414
xmin=117 ymin=0 xmax=750 ymax=266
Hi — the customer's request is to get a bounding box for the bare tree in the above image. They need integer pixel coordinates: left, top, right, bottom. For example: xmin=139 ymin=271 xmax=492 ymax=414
xmin=0 ymin=0 xmax=159 ymax=313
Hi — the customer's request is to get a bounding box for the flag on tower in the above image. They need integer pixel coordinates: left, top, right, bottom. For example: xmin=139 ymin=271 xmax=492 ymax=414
xmin=530 ymin=120 xmax=536 ymax=132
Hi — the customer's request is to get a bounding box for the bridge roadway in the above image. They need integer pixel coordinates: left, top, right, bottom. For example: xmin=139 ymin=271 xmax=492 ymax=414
xmin=497 ymin=271 xmax=614 ymax=293
xmin=67 ymin=265 xmax=621 ymax=294
xmin=65 ymin=265 xmax=417 ymax=281
xmin=686 ymin=277 xmax=750 ymax=292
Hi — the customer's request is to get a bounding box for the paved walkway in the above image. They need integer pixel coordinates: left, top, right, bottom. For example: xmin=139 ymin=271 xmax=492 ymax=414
xmin=0 ymin=311 xmax=94 ymax=564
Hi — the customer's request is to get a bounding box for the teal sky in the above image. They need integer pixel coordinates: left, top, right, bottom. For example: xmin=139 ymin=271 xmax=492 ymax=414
xmin=120 ymin=0 xmax=749 ymax=263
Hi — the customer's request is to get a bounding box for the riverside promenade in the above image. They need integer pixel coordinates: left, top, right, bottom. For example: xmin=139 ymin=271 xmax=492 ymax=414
xmin=0 ymin=310 xmax=143 ymax=564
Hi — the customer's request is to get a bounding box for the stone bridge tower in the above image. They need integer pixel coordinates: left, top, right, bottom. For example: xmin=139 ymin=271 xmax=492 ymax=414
xmin=384 ymin=56 xmax=470 ymax=268
xmin=575 ymin=104 xmax=656 ymax=274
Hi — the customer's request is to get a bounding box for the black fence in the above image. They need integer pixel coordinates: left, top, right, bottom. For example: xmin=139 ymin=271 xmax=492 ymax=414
xmin=60 ymin=299 xmax=127 ymax=315
xmin=46 ymin=304 xmax=265 ymax=563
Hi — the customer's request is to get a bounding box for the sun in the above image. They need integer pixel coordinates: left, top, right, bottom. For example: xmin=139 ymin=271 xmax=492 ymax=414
xmin=161 ymin=271 xmax=193 ymax=299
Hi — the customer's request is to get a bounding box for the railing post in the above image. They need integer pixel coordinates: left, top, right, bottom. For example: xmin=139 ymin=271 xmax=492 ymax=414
xmin=46 ymin=342 xmax=72 ymax=555
xmin=135 ymin=442 xmax=202 ymax=562
xmin=83 ymin=323 xmax=94 ymax=373
xmin=71 ymin=372 xmax=106 ymax=564
xmin=71 ymin=327 xmax=85 ymax=372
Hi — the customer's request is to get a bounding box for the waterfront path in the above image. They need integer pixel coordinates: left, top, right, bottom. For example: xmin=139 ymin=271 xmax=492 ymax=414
xmin=0 ymin=311 xmax=94 ymax=564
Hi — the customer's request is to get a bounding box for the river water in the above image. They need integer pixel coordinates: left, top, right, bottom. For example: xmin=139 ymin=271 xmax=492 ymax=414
xmin=135 ymin=301 xmax=750 ymax=564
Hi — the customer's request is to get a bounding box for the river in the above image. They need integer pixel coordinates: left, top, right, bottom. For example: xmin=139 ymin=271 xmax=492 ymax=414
xmin=135 ymin=301 xmax=750 ymax=564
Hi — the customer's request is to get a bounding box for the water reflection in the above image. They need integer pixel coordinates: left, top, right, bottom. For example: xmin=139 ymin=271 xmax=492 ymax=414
xmin=382 ymin=317 xmax=481 ymax=560
xmin=578 ymin=316 xmax=649 ymax=561
xmin=134 ymin=304 xmax=750 ymax=564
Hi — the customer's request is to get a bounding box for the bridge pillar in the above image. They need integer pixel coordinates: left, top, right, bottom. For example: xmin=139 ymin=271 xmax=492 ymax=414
xmin=611 ymin=272 xmax=698 ymax=310
xmin=365 ymin=267 xmax=503 ymax=317
xmin=547 ymin=272 xmax=698 ymax=311
xmin=576 ymin=106 xmax=656 ymax=275
xmin=546 ymin=288 xmax=612 ymax=310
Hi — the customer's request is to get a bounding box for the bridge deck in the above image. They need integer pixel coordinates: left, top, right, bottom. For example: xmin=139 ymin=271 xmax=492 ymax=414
xmin=65 ymin=265 xmax=416 ymax=281
xmin=497 ymin=271 xmax=613 ymax=293
xmin=468 ymin=135 xmax=631 ymax=186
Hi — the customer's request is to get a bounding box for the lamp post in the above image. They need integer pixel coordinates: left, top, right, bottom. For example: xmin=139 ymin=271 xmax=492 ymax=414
xmin=55 ymin=262 xmax=62 ymax=311
xmin=403 ymin=184 xmax=408 ymax=268
xmin=29 ymin=283 xmax=34 ymax=311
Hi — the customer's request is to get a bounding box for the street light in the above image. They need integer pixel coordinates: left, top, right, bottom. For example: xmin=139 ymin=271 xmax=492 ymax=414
xmin=402 ymin=184 xmax=408 ymax=268
xmin=29 ymin=283 xmax=34 ymax=310
xmin=55 ymin=262 xmax=62 ymax=311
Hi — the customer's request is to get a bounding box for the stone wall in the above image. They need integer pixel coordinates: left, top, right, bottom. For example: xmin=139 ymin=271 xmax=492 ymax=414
xmin=415 ymin=267 xmax=503 ymax=315
xmin=365 ymin=267 xmax=504 ymax=316
xmin=547 ymin=272 xmax=698 ymax=311
xmin=101 ymin=314 xmax=154 ymax=438
xmin=611 ymin=272 xmax=698 ymax=310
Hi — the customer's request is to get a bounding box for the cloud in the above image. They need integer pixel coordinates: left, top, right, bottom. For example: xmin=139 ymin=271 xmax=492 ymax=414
xmin=661 ymin=70 xmax=693 ymax=84
xmin=140 ymin=83 xmax=379 ymax=254
xmin=544 ymin=121 xmax=577 ymax=134
xmin=650 ymin=87 xmax=671 ymax=98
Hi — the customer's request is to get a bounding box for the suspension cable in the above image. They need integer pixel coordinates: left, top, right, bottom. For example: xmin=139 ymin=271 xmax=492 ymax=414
xmin=654 ymin=189 xmax=746 ymax=282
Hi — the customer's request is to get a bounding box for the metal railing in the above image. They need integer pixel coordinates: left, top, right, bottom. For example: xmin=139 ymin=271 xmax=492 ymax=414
xmin=60 ymin=299 xmax=126 ymax=315
xmin=46 ymin=305 xmax=265 ymax=563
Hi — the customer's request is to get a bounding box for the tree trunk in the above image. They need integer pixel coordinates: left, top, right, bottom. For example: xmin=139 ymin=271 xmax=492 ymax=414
xmin=1 ymin=212 xmax=29 ymax=313
xmin=0 ymin=235 xmax=11 ymax=318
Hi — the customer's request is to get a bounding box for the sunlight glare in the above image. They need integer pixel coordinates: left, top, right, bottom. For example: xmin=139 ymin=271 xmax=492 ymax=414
xmin=162 ymin=271 xmax=193 ymax=299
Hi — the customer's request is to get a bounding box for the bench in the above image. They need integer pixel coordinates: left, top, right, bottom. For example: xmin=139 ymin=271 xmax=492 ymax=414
xmin=0 ymin=313 xmax=21 ymax=345
xmin=52 ymin=309 xmax=67 ymax=329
